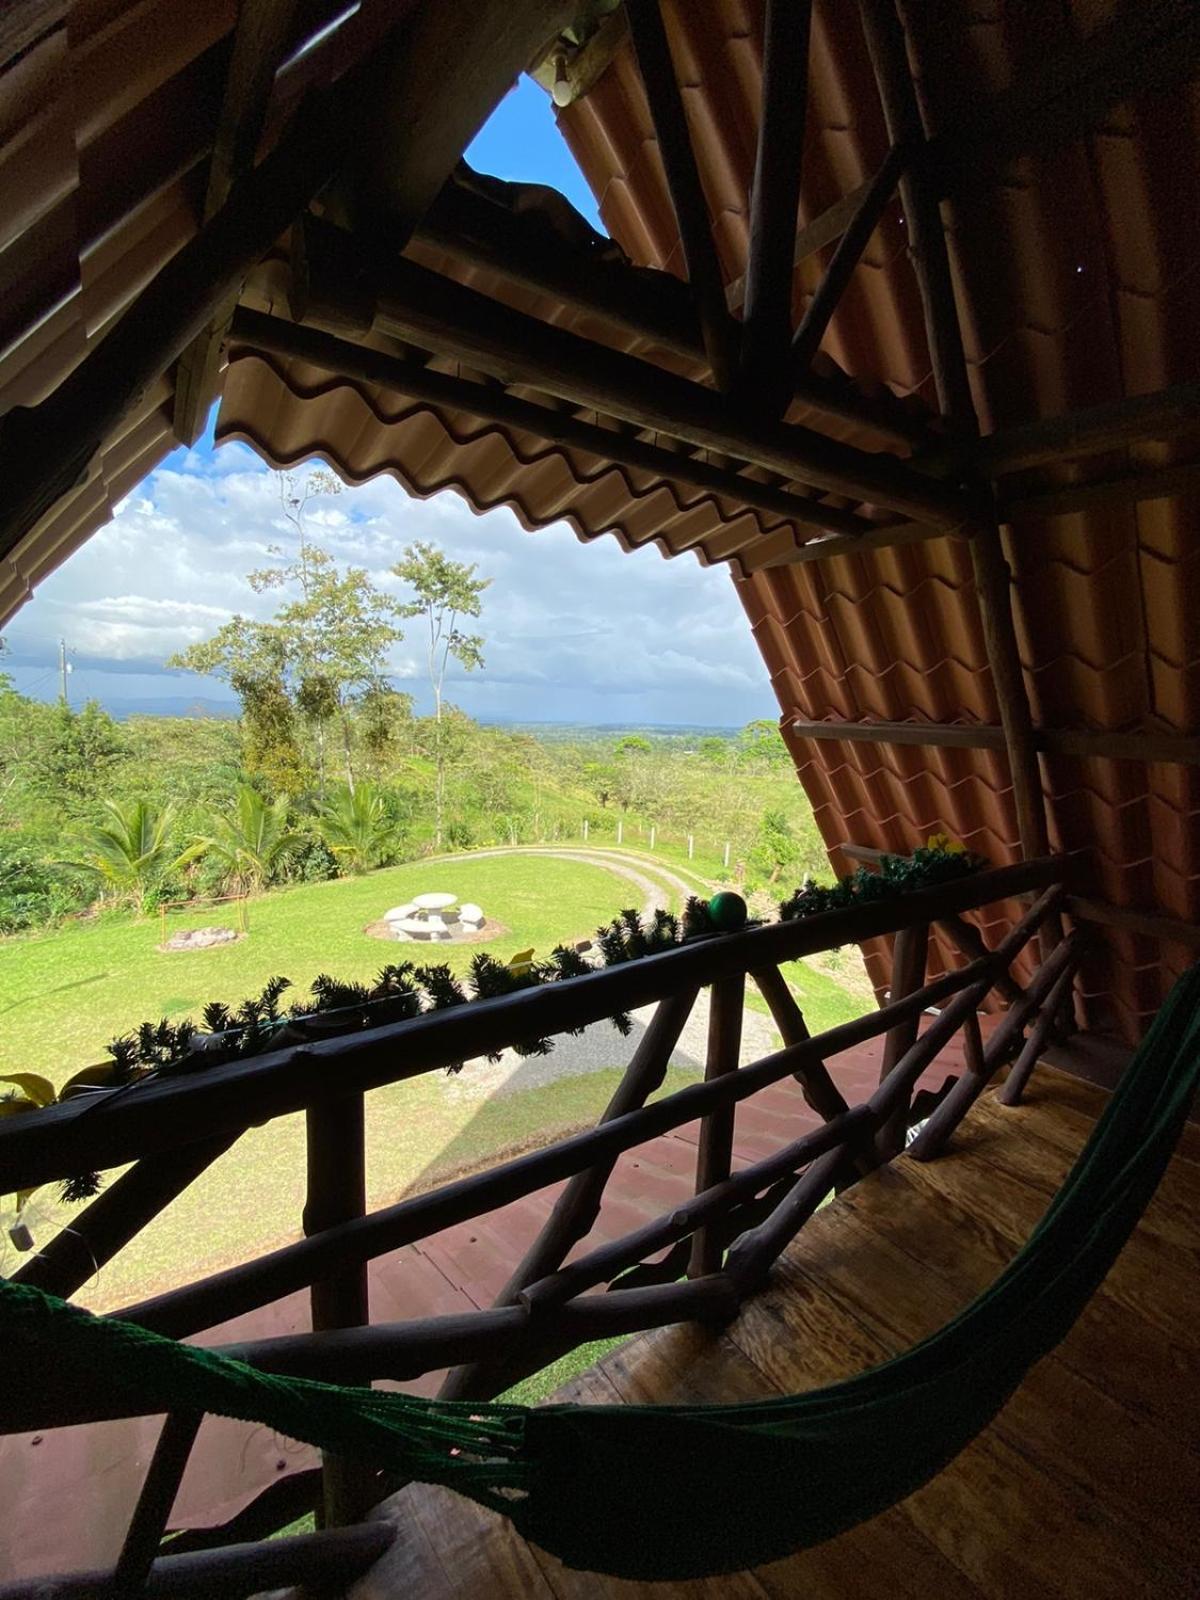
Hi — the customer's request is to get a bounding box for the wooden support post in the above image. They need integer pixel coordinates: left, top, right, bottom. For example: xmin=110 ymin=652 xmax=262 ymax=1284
xmin=111 ymin=1411 xmax=203 ymax=1594
xmin=749 ymin=965 xmax=853 ymax=1123
xmin=909 ymin=930 xmax=1081 ymax=1159
xmin=969 ymin=522 xmax=1049 ymax=863
xmin=437 ymin=987 xmax=698 ymax=1400
xmin=740 ymin=0 xmax=812 ymax=409
xmin=689 ymin=973 xmax=744 ymax=1277
xmin=858 ymin=0 xmax=974 ymax=426
xmin=858 ymin=2 xmax=1063 ymax=967
xmin=997 ymin=955 xmax=1081 ymax=1106
xmin=304 ymin=1092 xmax=372 ymax=1526
xmin=875 ymin=922 xmax=929 ymax=1158
xmin=628 ymin=0 xmax=739 ymax=390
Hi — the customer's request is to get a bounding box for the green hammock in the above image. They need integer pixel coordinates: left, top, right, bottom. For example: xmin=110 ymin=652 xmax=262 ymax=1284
xmin=4 ymin=964 xmax=1199 ymax=1582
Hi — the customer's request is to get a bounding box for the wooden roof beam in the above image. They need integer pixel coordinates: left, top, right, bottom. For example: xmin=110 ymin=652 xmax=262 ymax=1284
xmin=293 ymin=220 xmax=971 ymax=528
xmin=736 ymin=518 xmax=946 ymax=572
xmin=980 ymin=381 xmax=1200 ymax=476
xmin=739 ymin=0 xmax=813 ymax=411
xmin=230 ymin=307 xmax=891 ymax=543
xmin=788 ymin=717 xmax=1200 ymax=766
xmin=173 ymin=0 xmax=306 ymax=448
xmin=1001 ymin=459 xmax=1200 ymax=521
xmin=415 ymin=177 xmax=929 ymax=451
xmin=627 ymin=0 xmax=740 ymax=392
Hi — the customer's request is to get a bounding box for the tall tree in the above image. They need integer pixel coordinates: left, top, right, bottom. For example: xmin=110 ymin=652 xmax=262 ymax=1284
xmin=169 ymin=470 xmax=404 ymax=794
xmin=392 ymin=541 xmax=490 ymax=848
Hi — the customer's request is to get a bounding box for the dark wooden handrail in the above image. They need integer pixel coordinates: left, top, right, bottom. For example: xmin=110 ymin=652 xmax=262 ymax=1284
xmin=0 ymin=856 xmax=1061 ymax=1191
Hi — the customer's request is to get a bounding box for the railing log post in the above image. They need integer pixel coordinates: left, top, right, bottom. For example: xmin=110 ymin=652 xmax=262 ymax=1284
xmin=111 ymin=1410 xmax=203 ymax=1594
xmin=438 ymin=987 xmax=698 ymax=1400
xmin=997 ymin=953 xmax=1082 ymax=1106
xmin=875 ymin=922 xmax=930 ymax=1158
xmin=910 ymin=932 xmax=1082 ymax=1159
xmin=689 ymin=973 xmax=744 ymax=1277
xmin=304 ymin=1092 xmax=373 ymax=1526
xmin=750 ymin=965 xmax=852 ymax=1123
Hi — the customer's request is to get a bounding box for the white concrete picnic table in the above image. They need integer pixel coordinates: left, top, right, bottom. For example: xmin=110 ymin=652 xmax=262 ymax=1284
xmin=412 ymin=892 xmax=458 ymax=912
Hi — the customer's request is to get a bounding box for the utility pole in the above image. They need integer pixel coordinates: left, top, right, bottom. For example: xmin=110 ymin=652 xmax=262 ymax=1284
xmin=59 ymin=638 xmax=69 ymax=706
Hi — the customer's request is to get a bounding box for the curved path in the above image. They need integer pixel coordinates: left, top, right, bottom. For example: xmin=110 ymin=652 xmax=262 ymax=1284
xmin=424 ymin=845 xmax=712 ymax=923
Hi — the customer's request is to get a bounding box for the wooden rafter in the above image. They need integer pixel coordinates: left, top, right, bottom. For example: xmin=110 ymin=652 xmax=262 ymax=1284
xmin=416 ymin=176 xmax=928 ymax=449
xmin=1002 ymin=459 xmax=1200 ymax=521
xmin=791 ymin=140 xmax=910 ymax=371
xmin=627 ymin=0 xmax=739 ymax=390
xmin=0 ymin=0 xmax=578 ymax=563
xmin=231 ymin=308 xmax=896 ymax=542
xmin=739 ymin=0 xmax=812 ymax=408
xmin=927 ymin=0 xmax=1200 ymax=195
xmin=980 ymin=380 xmax=1200 ymax=475
xmin=736 ymin=516 xmax=946 ymax=573
xmin=788 ymin=716 xmax=1200 ymax=767
xmin=294 ymin=219 xmax=969 ymax=527
xmin=725 ymin=4 xmax=1198 ymax=323
xmin=172 ymin=0 xmax=303 ymax=448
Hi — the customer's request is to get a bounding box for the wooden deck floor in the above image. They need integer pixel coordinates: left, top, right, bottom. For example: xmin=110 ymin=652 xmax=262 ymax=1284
xmin=350 ymin=1069 xmax=1200 ymax=1600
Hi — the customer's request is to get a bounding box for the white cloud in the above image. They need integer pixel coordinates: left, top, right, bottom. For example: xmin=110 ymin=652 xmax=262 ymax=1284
xmin=6 ymin=443 xmax=778 ymax=727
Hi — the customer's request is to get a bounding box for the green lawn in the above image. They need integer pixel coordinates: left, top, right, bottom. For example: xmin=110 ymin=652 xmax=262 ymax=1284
xmin=0 ymin=853 xmax=656 ymax=1086
xmin=0 ymin=848 xmax=863 ymax=1315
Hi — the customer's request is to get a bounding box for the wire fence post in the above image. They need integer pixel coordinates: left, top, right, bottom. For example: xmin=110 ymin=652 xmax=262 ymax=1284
xmin=650 ymin=825 xmax=657 ymax=850
xmin=617 ymin=817 xmax=623 ymax=845
xmin=688 ymin=834 xmax=695 ymax=860
xmin=582 ymin=818 xmax=589 ymax=842
xmin=723 ymin=841 xmax=731 ymax=869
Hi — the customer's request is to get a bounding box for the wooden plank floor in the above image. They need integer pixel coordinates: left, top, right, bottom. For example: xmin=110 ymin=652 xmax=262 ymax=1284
xmin=348 ymin=1069 xmax=1200 ymax=1600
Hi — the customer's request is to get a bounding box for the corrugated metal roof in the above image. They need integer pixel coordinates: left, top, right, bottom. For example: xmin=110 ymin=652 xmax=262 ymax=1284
xmin=1 ymin=1 xmax=1197 ymax=1036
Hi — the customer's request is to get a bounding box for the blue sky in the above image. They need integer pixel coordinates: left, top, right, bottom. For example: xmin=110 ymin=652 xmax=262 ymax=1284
xmin=1 ymin=80 xmax=775 ymax=728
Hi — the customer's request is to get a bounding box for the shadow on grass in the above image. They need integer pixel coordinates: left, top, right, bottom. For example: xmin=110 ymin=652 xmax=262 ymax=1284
xmin=0 ymin=970 xmax=110 ymax=1016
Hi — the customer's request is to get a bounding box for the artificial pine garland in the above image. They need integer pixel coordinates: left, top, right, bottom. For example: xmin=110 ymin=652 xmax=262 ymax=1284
xmin=779 ymin=841 xmax=983 ymax=925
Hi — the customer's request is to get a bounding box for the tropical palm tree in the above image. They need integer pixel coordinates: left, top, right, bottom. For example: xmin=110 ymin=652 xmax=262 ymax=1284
xmin=60 ymin=797 xmax=179 ymax=908
xmin=315 ymin=781 xmax=397 ymax=874
xmin=181 ymin=786 xmax=299 ymax=894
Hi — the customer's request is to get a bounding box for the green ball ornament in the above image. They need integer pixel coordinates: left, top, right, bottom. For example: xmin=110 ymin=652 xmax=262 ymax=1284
xmin=707 ymin=891 xmax=747 ymax=931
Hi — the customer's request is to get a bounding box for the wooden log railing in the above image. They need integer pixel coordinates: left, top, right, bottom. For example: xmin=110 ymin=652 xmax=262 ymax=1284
xmin=0 ymin=857 xmax=1077 ymax=1599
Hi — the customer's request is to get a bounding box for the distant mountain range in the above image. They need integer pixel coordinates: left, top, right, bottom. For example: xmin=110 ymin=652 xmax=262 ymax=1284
xmin=101 ymin=696 xmax=240 ymax=720
xmin=90 ymin=700 xmax=742 ymax=734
